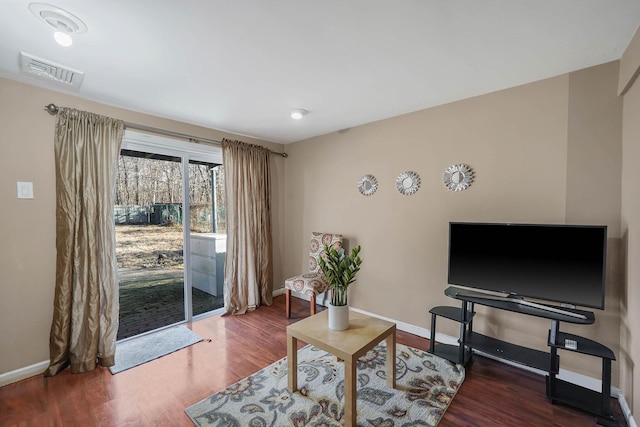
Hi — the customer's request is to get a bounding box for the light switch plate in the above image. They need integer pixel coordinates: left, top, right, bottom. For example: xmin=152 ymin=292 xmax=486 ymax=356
xmin=17 ymin=182 xmax=34 ymax=199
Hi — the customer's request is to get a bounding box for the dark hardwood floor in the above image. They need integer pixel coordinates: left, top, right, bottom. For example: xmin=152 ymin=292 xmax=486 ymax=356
xmin=0 ymin=295 xmax=627 ymax=426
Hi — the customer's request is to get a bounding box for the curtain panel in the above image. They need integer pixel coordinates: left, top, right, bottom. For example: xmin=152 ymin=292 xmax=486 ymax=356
xmin=222 ymin=139 xmax=273 ymax=315
xmin=45 ymin=108 xmax=124 ymax=376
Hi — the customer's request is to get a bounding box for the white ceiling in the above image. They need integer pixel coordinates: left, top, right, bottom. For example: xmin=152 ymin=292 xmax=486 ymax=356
xmin=1 ymin=1 xmax=640 ymax=144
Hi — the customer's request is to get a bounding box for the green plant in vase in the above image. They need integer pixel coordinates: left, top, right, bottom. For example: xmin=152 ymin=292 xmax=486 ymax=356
xmin=318 ymin=244 xmax=363 ymax=306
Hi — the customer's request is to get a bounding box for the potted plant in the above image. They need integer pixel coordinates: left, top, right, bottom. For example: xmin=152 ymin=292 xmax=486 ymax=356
xmin=318 ymin=243 xmax=363 ymax=330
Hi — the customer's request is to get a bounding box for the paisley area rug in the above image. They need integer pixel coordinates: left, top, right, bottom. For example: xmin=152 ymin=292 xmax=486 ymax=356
xmin=185 ymin=342 xmax=465 ymax=426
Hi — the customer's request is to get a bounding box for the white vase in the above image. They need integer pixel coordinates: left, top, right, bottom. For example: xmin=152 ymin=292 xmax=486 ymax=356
xmin=328 ymin=303 xmax=349 ymax=330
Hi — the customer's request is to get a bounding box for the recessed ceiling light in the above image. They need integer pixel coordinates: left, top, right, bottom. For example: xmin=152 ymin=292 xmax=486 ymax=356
xmin=290 ymin=109 xmax=308 ymax=120
xmin=29 ymin=3 xmax=87 ymax=47
xmin=53 ymin=31 xmax=72 ymax=47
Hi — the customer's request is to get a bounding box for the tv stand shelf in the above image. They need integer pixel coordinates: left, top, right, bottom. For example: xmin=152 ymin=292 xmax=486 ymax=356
xmin=465 ymin=331 xmax=555 ymax=373
xmin=428 ymin=306 xmax=474 ymax=365
xmin=549 ymin=331 xmax=616 ymax=359
xmin=433 ymin=286 xmax=617 ymax=426
xmin=546 ymin=326 xmax=616 ymax=426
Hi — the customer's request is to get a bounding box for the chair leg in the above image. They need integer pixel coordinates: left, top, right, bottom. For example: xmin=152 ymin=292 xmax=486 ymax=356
xmin=310 ymin=294 xmax=316 ymax=316
xmin=286 ymin=289 xmax=291 ymax=318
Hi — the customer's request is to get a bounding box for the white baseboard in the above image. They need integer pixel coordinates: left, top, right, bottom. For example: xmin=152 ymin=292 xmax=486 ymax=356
xmin=0 ymin=360 xmax=48 ymax=387
xmin=282 ymin=289 xmax=324 ymax=302
xmin=618 ymin=392 xmax=637 ymax=427
xmin=349 ymin=306 xmax=458 ymax=346
xmin=273 ymin=287 xmax=286 ymax=297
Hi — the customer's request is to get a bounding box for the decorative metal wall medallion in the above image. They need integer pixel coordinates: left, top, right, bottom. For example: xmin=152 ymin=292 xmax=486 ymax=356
xmin=396 ymin=171 xmax=420 ymax=195
xmin=357 ymin=174 xmax=378 ymax=196
xmin=443 ymin=164 xmax=474 ymax=192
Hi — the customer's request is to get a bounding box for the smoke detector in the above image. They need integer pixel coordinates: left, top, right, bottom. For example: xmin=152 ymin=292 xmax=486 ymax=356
xmin=29 ymin=3 xmax=87 ymax=46
xmin=20 ymin=52 xmax=84 ymax=87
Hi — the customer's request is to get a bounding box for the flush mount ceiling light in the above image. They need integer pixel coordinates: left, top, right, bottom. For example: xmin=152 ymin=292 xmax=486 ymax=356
xmin=29 ymin=3 xmax=88 ymax=47
xmin=290 ymin=109 xmax=308 ymax=120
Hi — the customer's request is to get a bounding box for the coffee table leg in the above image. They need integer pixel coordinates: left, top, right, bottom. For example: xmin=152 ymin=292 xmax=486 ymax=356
xmin=344 ymin=358 xmax=357 ymax=427
xmin=287 ymin=334 xmax=298 ymax=391
xmin=386 ymin=332 xmax=396 ymax=388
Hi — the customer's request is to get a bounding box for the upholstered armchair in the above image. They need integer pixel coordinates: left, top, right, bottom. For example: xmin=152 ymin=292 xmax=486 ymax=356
xmin=284 ymin=232 xmax=343 ymax=318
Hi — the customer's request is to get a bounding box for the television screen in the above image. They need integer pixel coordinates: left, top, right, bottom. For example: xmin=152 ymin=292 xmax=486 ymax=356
xmin=447 ymin=222 xmax=607 ymax=309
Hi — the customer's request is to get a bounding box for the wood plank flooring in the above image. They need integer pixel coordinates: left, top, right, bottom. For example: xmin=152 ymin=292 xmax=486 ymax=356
xmin=0 ymin=295 xmax=627 ymax=426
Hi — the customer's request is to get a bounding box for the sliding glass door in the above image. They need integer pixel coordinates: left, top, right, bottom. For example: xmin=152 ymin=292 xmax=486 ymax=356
xmin=114 ymin=131 xmax=224 ymax=340
xmin=189 ymin=162 xmax=226 ymax=316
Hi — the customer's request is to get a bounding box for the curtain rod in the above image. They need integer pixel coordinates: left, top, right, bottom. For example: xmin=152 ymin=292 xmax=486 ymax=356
xmin=43 ymin=103 xmax=288 ymax=158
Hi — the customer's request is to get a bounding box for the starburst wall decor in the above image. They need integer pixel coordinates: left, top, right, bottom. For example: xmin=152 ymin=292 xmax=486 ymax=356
xmin=443 ymin=164 xmax=474 ymax=192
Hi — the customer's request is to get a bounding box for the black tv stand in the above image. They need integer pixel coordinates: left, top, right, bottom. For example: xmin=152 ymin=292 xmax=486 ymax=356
xmin=431 ymin=286 xmax=617 ymax=426
xmin=450 ymin=288 xmax=588 ymax=320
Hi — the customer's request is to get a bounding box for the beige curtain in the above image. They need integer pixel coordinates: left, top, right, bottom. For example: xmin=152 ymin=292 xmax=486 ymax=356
xmin=222 ymin=139 xmax=273 ymax=315
xmin=45 ymin=108 xmax=124 ymax=376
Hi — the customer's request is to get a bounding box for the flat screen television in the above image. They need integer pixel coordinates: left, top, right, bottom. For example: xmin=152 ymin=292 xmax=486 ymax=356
xmin=447 ymin=222 xmax=607 ymax=310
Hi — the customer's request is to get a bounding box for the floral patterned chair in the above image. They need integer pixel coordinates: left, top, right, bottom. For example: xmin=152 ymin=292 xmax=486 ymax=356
xmin=285 ymin=232 xmax=343 ymax=318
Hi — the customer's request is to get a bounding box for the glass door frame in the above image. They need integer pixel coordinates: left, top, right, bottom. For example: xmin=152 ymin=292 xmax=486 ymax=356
xmin=121 ymin=129 xmax=224 ymax=322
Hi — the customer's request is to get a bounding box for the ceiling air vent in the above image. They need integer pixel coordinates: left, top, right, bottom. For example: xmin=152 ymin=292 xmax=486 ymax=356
xmin=20 ymin=52 xmax=84 ymax=87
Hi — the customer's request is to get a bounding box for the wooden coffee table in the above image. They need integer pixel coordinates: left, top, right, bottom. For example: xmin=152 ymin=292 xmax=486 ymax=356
xmin=286 ymin=310 xmax=396 ymax=427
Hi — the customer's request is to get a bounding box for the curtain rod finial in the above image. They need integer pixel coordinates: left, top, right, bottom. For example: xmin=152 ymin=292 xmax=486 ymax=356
xmin=282 ymin=152 xmax=288 ymax=158
xmin=44 ymin=104 xmax=59 ymax=115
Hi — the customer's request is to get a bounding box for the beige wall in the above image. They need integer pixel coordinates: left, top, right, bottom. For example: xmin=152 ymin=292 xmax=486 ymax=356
xmin=620 ymin=25 xmax=640 ymax=414
xmin=284 ymin=62 xmax=623 ymax=383
xmin=563 ymin=62 xmax=623 ymax=381
xmin=0 ymin=77 xmax=286 ymax=377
